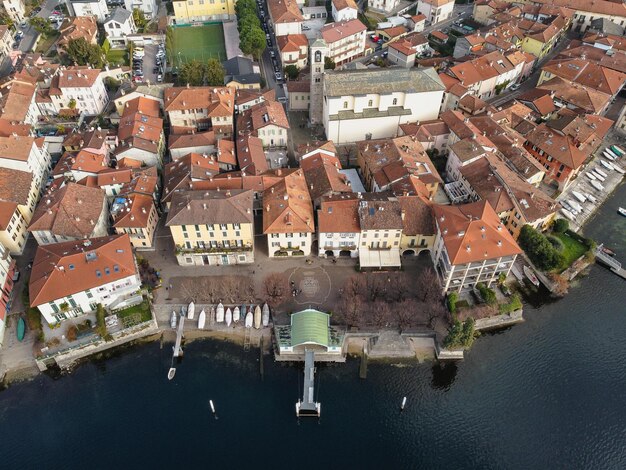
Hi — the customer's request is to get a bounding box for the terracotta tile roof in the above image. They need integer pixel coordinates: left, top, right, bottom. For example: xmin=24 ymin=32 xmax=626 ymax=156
xmin=121 ymin=96 xmax=161 ymax=118
xmin=516 ymin=89 xmax=557 ymax=117
xmin=0 ymin=118 xmax=31 ymax=137
xmin=525 ymin=122 xmax=594 ymax=170
xmin=0 ymin=135 xmax=35 ymax=162
xmin=117 ymin=111 xmax=163 ymax=152
xmin=29 ymin=183 xmax=105 ymax=238
xmin=530 ymin=0 xmax=626 ymax=18
xmin=0 ymin=201 xmax=18 ymax=230
xmin=238 ymin=100 xmax=290 ymax=137
xmin=398 ymin=195 xmax=434 ymax=236
xmin=268 ymin=0 xmax=304 ymax=23
xmin=52 ymin=150 xmax=109 ymax=176
xmin=0 ymin=79 xmax=37 ymax=122
xmin=29 ymin=234 xmax=137 ymax=306
xmin=236 ymin=135 xmax=267 ymax=175
xmin=164 ymin=86 xmax=234 ymax=117
xmin=217 ymin=139 xmax=236 ymax=166
xmin=332 ymin=0 xmax=358 ymax=11
xmin=63 ymin=129 xmax=108 ymax=150
xmin=411 ymin=14 xmax=426 ymax=22
xmin=235 ymin=88 xmax=275 ymax=106
xmin=297 ymin=141 xmax=337 ymax=159
xmin=0 ymin=167 xmax=33 ymax=206
xmin=112 ymin=193 xmax=155 ymax=229
xmin=58 ymin=16 xmax=98 ymax=50
xmin=433 ymin=200 xmax=521 ymax=265
xmin=379 ymin=25 xmax=406 ymax=39
xmin=301 ymin=153 xmax=352 ymax=202
xmin=358 ymin=196 xmax=403 ymax=230
xmin=161 ymin=153 xmax=221 ymax=205
xmin=119 ymin=169 xmax=159 ymax=198
xmin=56 ymin=67 xmax=101 ymax=88
xmin=461 ymin=158 xmax=514 ymax=214
xmin=286 ymin=80 xmax=310 ymax=92
xmin=537 ymin=76 xmax=611 ymax=113
xmin=543 ymin=58 xmax=626 ymax=95
xmin=277 ymin=34 xmax=309 ymax=53
xmin=389 ymin=32 xmax=428 ymax=56
xmin=318 ymin=194 xmax=360 ymax=233
xmin=169 ymin=130 xmax=216 ymax=150
xmin=166 ymin=189 xmax=253 ymax=226
xmin=430 ymin=31 xmax=448 ymax=42
xmin=459 ymin=94 xmax=489 ymax=114
xmin=78 ymin=168 xmax=132 ymax=188
xmin=262 ymin=169 xmax=314 ymax=234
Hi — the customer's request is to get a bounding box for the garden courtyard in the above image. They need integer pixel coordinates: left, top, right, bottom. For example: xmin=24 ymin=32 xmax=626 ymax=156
xmin=167 ymin=24 xmax=227 ymax=66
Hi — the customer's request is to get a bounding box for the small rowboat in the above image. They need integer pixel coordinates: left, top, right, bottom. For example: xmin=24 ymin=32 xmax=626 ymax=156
xmin=233 ymin=306 xmax=240 ymax=323
xmin=591 ymin=171 xmax=606 ymax=182
xmin=187 ymin=301 xmax=195 ymax=320
xmin=17 ymin=317 xmax=25 ymax=342
xmin=600 ymin=159 xmax=614 ymax=171
xmin=262 ymin=303 xmax=270 ymax=327
xmin=560 ymin=209 xmax=575 ymax=221
xmin=170 ymin=311 xmax=177 ymax=329
xmin=225 ymin=308 xmax=232 ymax=327
xmin=568 ymin=199 xmax=583 ymax=213
xmin=254 ymin=305 xmax=262 ymax=329
xmin=604 ymin=150 xmax=617 ymax=161
xmin=245 ymin=310 xmax=253 ymax=328
xmin=198 ymin=309 xmax=206 ymax=329
xmin=585 ymin=172 xmax=596 ymax=181
xmin=595 ymin=167 xmax=608 ymax=178
xmin=590 ymin=180 xmax=604 ymax=192
xmin=523 ymin=265 xmax=540 ymax=287
xmin=606 ymin=148 xmax=618 ymax=159
xmin=612 ymin=164 xmax=625 ymax=175
xmin=586 ymin=193 xmax=597 ymax=203
xmin=216 ymin=303 xmax=224 ymax=323
xmin=571 ymin=191 xmax=586 ymax=203
xmin=602 ymin=246 xmax=616 ymax=257
xmin=168 ymin=368 xmax=176 ymax=380
xmin=611 ymin=145 xmax=624 ymax=156
xmin=619 ymin=207 xmax=626 ymax=217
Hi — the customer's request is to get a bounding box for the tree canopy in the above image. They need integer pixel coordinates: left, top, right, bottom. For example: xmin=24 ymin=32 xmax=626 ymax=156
xmin=132 ymin=8 xmax=147 ymax=29
xmin=518 ymin=225 xmax=563 ymax=271
xmin=30 ymin=17 xmax=55 ymax=35
xmin=178 ymin=60 xmax=206 ymax=86
xmin=205 ymin=58 xmax=225 ymax=86
xmin=284 ymin=65 xmax=299 ymax=80
xmin=236 ymin=0 xmax=266 ymax=60
xmin=66 ymin=38 xmax=104 ymax=68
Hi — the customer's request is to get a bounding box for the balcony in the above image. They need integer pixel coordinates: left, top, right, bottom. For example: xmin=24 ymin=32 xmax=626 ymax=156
xmin=323 ymin=245 xmax=357 ymax=251
xmin=176 ymin=244 xmax=253 ymax=255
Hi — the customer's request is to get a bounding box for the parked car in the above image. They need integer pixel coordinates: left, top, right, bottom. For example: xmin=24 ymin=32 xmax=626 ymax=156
xmin=20 ymin=21 xmax=27 ymax=29
xmin=157 ymin=74 xmax=163 ymax=82
xmin=15 ymin=31 xmax=24 ymax=39
xmin=510 ymin=83 xmax=521 ymax=91
xmin=153 ymin=66 xmax=159 ymax=73
xmin=302 ymin=24 xmax=310 ymax=31
xmin=275 ymin=72 xmax=282 ymax=81
xmin=270 ymin=50 xmax=275 ymax=58
xmin=370 ymin=34 xmax=379 ymax=42
xmin=12 ymin=42 xmax=19 ymax=49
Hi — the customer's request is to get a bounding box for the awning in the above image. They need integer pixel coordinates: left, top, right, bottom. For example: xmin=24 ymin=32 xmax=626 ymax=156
xmin=359 ymin=249 xmax=402 ymax=268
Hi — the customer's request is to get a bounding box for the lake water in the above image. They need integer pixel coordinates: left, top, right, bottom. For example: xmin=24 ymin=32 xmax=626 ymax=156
xmin=1 ymin=184 xmax=625 ymax=470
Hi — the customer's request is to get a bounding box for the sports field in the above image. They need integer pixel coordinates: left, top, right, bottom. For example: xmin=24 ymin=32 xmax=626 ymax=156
xmin=169 ymin=24 xmax=227 ymax=64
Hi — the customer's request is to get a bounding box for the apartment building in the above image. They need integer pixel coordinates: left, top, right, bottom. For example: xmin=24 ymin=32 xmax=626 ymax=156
xmin=111 ymin=193 xmax=159 ymax=249
xmin=172 ymin=0 xmax=235 ymax=22
xmin=320 ymin=19 xmax=367 ymax=66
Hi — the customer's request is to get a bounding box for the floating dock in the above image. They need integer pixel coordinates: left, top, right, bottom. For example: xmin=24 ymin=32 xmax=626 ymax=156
xmin=296 ymin=350 xmax=321 ymax=417
xmin=595 ymin=245 xmax=626 ymax=279
xmin=173 ymin=314 xmax=185 ymax=358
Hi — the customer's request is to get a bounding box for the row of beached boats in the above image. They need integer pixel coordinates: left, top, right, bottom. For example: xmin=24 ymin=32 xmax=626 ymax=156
xmin=171 ymin=302 xmax=271 ymax=330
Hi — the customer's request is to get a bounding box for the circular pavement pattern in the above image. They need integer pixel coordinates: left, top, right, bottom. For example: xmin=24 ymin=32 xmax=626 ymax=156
xmin=288 ymin=267 xmax=332 ymax=305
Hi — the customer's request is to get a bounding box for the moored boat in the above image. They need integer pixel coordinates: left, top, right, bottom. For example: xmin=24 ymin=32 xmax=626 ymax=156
xmin=605 ymin=149 xmax=618 ymax=160
xmin=523 ymin=265 xmax=540 ymax=287
xmin=601 ymin=246 xmax=616 ymax=257
xmin=187 ymin=301 xmax=195 ymax=320
xmin=600 ymin=159 xmax=614 ymax=171
xmin=568 ymin=199 xmax=583 ymax=213
xmin=595 ymin=167 xmax=608 ymax=178
xmin=216 ymin=303 xmax=224 ymax=323
xmin=170 ymin=311 xmax=177 ymax=329
xmin=612 ymin=164 xmax=626 ymax=175
xmin=262 ymin=303 xmax=270 ymax=327
xmin=198 ymin=309 xmax=206 ymax=329
xmin=586 ymin=193 xmax=597 ymax=203
xmin=245 ymin=310 xmax=253 ymax=328
xmin=210 ymin=306 xmax=216 ymax=325
xmin=17 ymin=317 xmax=25 ymax=342
xmin=618 ymin=207 xmax=626 ymax=217
xmin=225 ymin=308 xmax=232 ymax=327
xmin=611 ymin=145 xmax=625 ymax=156
xmin=591 ymin=171 xmax=606 ymax=182
xmin=560 ymin=209 xmax=575 ymax=221
xmin=585 ymin=172 xmax=596 ymax=181
xmin=233 ymin=306 xmax=240 ymax=323
xmin=571 ymin=191 xmax=586 ymax=203
xmin=254 ymin=305 xmax=262 ymax=329
xmin=590 ymin=180 xmax=604 ymax=191
xmin=168 ymin=368 xmax=176 ymax=380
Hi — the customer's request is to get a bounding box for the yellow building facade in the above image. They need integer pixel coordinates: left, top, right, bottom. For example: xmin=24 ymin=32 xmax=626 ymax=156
xmin=172 ymin=0 xmax=236 ymax=22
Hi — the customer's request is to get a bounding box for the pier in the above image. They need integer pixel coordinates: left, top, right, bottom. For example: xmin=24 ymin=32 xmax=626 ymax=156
xmin=595 ymin=245 xmax=626 ymax=279
xmin=296 ymin=350 xmax=321 ymax=417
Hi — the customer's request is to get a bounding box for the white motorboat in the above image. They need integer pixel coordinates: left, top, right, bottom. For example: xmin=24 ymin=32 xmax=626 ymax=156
xmin=600 ymin=159 xmax=614 ymax=171
xmin=606 ymin=148 xmax=618 ymax=160
xmin=619 ymin=207 xmax=626 ymax=217
xmin=254 ymin=305 xmax=262 ymax=329
xmin=590 ymin=180 xmax=604 ymax=191
xmin=170 ymin=311 xmax=177 ymax=329
xmin=187 ymin=301 xmax=195 ymax=320
xmin=595 ymin=167 xmax=608 ymax=178
xmin=612 ymin=164 xmax=626 ymax=175
xmin=603 ymin=151 xmax=616 ymax=162
xmin=225 ymin=308 xmax=232 ymax=327
xmin=571 ymin=191 xmax=586 ymax=203
xmin=216 ymin=303 xmax=224 ymax=323
xmin=613 ymin=145 xmax=625 ymax=156
xmin=585 ymin=172 xmax=596 ymax=181
xmin=168 ymin=368 xmax=176 ymax=380
xmin=560 ymin=209 xmax=575 ymax=221
xmin=262 ymin=303 xmax=270 ymax=327
xmin=585 ymin=193 xmax=597 ymax=203
xmin=592 ymin=171 xmax=606 ymax=182
xmin=245 ymin=310 xmax=253 ymax=328
xmin=568 ymin=199 xmax=583 ymax=213
xmin=523 ymin=265 xmax=540 ymax=287
xmin=233 ymin=306 xmax=240 ymax=323
xmin=198 ymin=309 xmax=206 ymax=329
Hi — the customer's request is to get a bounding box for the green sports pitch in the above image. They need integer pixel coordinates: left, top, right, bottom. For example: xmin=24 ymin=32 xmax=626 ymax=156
xmin=169 ymin=24 xmax=227 ymax=64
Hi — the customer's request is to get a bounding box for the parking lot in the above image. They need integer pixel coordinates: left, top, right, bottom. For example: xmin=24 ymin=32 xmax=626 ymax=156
xmin=132 ymin=43 xmax=165 ymax=84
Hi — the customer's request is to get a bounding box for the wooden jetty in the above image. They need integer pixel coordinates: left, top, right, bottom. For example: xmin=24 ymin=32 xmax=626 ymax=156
xmin=296 ymin=350 xmax=321 ymax=417
xmin=595 ymin=245 xmax=626 ymax=279
xmin=173 ymin=314 xmax=185 ymax=358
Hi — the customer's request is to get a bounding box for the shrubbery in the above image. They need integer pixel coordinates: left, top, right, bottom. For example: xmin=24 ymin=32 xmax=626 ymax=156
xmin=476 ymin=282 xmax=497 ymax=305
xmin=447 ymin=292 xmax=458 ymax=314
xmin=553 ymin=218 xmax=569 ymax=233
xmin=443 ymin=318 xmax=476 ymax=349
xmin=518 ymin=225 xmax=564 ymax=271
xmin=499 ymin=294 xmax=522 ymax=315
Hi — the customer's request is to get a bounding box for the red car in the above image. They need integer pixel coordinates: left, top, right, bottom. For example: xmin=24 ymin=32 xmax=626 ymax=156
xmin=370 ymin=35 xmax=379 ymax=42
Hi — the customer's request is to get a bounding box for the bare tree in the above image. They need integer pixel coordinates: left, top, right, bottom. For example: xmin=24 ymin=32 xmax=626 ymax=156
xmin=263 ymin=273 xmax=290 ymax=308
xmin=416 ymin=267 xmax=442 ymax=304
xmin=343 ymin=275 xmax=366 ymax=299
xmin=386 ymin=273 xmax=410 ymax=302
xmin=371 ymin=300 xmax=392 ymax=328
xmin=339 ymin=295 xmax=364 ymax=329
